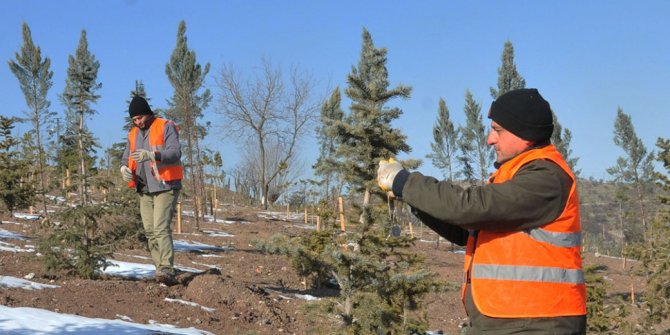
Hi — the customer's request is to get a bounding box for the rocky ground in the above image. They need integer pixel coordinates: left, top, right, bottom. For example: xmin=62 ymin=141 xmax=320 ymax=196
xmin=0 ymin=202 xmax=650 ymax=334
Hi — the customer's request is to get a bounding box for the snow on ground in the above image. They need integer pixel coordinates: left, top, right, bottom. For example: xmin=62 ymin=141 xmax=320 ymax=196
xmin=203 ymin=215 xmax=250 ymax=224
xmin=257 ymin=211 xmax=304 ymax=221
xmin=0 ymin=241 xmax=34 ymax=253
xmin=102 ymin=259 xmax=203 ymax=279
xmin=165 ymin=298 xmax=216 ymax=312
xmin=294 ymin=293 xmax=320 ymax=301
xmin=201 ymin=229 xmax=235 ymax=237
xmin=290 ymin=223 xmax=317 ymax=230
xmin=45 ymin=194 xmax=67 ymax=204
xmin=0 ymin=232 xmax=231 ymax=334
xmin=0 ymin=305 xmax=213 ymax=335
xmin=0 ymin=228 xmax=33 ymax=252
xmin=0 ymin=228 xmax=27 ymax=240
xmin=0 ymin=264 xmax=213 ymax=334
xmin=0 ymin=276 xmax=60 ymax=290
xmin=174 ymin=239 xmax=232 ymax=252
xmin=11 ymin=213 xmax=42 ymax=220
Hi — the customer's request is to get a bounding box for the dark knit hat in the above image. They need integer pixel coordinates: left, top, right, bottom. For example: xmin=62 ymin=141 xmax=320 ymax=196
xmin=488 ymin=88 xmax=553 ymax=142
xmin=128 ymin=95 xmax=153 ymax=117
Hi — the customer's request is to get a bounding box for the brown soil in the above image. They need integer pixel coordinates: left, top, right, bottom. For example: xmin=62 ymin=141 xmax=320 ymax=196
xmin=0 ymin=203 xmax=648 ymax=335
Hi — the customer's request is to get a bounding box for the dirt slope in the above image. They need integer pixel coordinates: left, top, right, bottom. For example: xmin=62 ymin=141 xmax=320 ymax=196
xmin=0 ymin=203 xmax=646 ymax=334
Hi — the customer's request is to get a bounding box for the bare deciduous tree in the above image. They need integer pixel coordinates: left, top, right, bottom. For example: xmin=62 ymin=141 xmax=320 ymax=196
xmin=215 ymin=59 xmax=319 ymax=209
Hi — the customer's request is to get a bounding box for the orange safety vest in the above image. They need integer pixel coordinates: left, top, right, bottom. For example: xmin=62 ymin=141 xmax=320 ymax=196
xmin=462 ymin=144 xmax=586 ymax=318
xmin=127 ymin=117 xmax=183 ymax=188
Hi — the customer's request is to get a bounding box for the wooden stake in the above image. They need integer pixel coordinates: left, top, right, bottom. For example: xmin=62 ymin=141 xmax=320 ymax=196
xmin=176 ymin=202 xmax=182 ymax=234
xmin=408 ymin=221 xmax=414 ymax=238
xmin=316 ymin=216 xmax=321 ymax=231
xmin=338 ymin=196 xmax=346 ymax=233
xmin=304 ymin=207 xmax=308 ymax=224
xmin=286 ymin=204 xmax=290 ymax=221
xmin=631 ymin=283 xmax=635 ymax=304
xmin=214 ymin=196 xmax=219 ymax=223
xmin=211 ymin=187 xmax=218 ymax=222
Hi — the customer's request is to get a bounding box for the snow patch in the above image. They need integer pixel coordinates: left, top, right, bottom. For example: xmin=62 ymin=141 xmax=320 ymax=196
xmin=0 ymin=305 xmax=213 ymax=334
xmin=0 ymin=276 xmax=60 ymax=290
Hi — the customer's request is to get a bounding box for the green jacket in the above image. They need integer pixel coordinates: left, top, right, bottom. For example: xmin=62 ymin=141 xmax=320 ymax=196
xmin=394 ymin=155 xmax=586 ymax=334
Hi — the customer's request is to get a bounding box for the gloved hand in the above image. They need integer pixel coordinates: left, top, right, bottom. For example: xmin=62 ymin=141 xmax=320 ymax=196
xmin=120 ymin=165 xmax=133 ymax=182
xmin=377 ymin=158 xmax=403 ymax=193
xmin=130 ymin=149 xmax=155 ymax=163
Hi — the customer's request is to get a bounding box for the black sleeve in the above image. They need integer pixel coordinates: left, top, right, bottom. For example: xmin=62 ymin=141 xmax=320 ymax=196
xmin=411 ymin=207 xmax=469 ymax=246
xmin=401 ymin=159 xmax=572 ymax=232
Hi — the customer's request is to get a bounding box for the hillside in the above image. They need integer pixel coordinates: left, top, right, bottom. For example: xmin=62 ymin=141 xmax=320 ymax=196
xmin=0 ymin=197 xmax=657 ymax=335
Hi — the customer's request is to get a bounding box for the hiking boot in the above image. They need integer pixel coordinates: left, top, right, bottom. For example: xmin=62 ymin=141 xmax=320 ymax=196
xmin=155 ymin=267 xmax=178 ymax=286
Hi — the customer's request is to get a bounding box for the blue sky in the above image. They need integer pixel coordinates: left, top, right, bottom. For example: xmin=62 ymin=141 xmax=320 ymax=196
xmin=1 ymin=1 xmax=669 ymax=180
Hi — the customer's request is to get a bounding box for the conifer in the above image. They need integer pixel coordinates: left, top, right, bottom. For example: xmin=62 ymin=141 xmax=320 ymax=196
xmin=165 ymin=20 xmax=211 ymax=228
xmin=427 ymin=98 xmax=458 ymax=181
xmin=0 ymin=116 xmax=35 ymax=213
xmin=336 ymin=28 xmax=412 ymax=206
xmin=8 ymin=22 xmax=54 ymax=217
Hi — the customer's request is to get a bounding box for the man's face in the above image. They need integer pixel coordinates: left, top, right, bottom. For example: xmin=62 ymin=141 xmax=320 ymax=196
xmin=486 ymin=121 xmax=533 ymax=163
xmin=132 ymin=114 xmax=153 ymax=129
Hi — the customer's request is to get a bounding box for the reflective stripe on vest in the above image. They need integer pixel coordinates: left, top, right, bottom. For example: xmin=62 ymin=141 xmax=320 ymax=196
xmin=127 ymin=117 xmax=183 ymax=188
xmin=462 ymin=144 xmax=586 ymax=318
xmin=526 ymin=228 xmax=582 ymax=248
xmin=472 ymin=264 xmax=584 ymax=284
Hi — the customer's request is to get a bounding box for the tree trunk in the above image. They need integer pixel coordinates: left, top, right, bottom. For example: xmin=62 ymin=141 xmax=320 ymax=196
xmin=259 ymin=133 xmax=268 ymax=210
xmin=183 ymin=105 xmax=200 ymax=231
xmin=193 ymin=132 xmax=206 ymax=221
xmin=359 ymin=187 xmax=371 ymax=223
xmin=33 ymin=117 xmax=49 ymax=218
xmin=635 ymin=182 xmax=648 ymax=242
xmin=77 ymin=109 xmax=88 ymax=207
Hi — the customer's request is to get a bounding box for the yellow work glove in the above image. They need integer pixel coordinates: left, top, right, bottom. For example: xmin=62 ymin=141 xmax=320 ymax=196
xmin=130 ymin=149 xmax=155 ymax=163
xmin=120 ymin=165 xmax=133 ymax=182
xmin=377 ymin=158 xmax=403 ymax=193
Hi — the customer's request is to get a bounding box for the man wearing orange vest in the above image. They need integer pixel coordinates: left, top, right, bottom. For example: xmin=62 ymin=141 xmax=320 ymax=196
xmin=120 ymin=95 xmax=183 ymax=286
xmin=377 ymin=88 xmax=586 ymax=334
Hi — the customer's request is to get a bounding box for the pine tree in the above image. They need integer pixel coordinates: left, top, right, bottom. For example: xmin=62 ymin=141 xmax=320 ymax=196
xmin=552 ymin=113 xmax=581 ymax=176
xmin=636 ymin=137 xmax=670 ymax=328
xmin=337 ymin=27 xmax=412 ymax=206
xmin=607 ymin=108 xmax=655 ymax=243
xmin=426 ymin=98 xmax=458 ymax=181
xmin=584 ymin=264 xmax=628 ymax=332
xmin=0 ymin=116 xmax=35 ymax=214
xmin=314 ymin=87 xmax=345 ymax=204
xmin=257 ymin=205 xmax=448 ymax=334
xmin=490 ymin=40 xmax=526 ymax=99
xmin=258 ymin=29 xmax=451 ymax=333
xmin=201 ymin=149 xmax=225 ymax=217
xmin=43 ymin=29 xmax=112 ymax=280
xmin=457 ymin=90 xmax=492 ymax=185
xmin=165 ymin=20 xmax=211 ymax=228
xmin=425 ymin=98 xmax=458 ymax=250
xmin=60 ymin=29 xmax=101 ymax=208
xmin=8 ymin=22 xmax=54 ymax=217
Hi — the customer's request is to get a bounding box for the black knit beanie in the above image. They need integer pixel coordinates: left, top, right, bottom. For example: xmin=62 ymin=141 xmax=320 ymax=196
xmin=487 ymin=88 xmax=553 ymax=142
xmin=128 ymin=95 xmax=153 ymax=117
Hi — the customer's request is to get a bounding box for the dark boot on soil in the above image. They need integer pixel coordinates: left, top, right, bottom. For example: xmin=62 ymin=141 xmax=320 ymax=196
xmin=156 ymin=267 xmax=178 ymax=286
